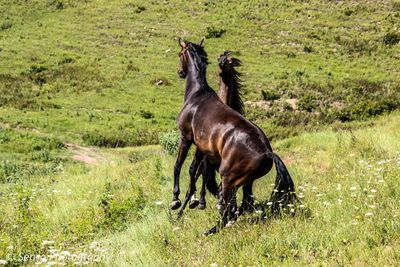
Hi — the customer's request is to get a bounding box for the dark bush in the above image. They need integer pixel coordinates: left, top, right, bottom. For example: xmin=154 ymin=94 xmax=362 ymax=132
xmin=140 ymin=110 xmax=154 ymax=119
xmin=0 ymin=21 xmax=12 ymax=31
xmin=383 ymin=32 xmax=400 ymax=46
xmin=344 ymin=8 xmax=354 ymax=16
xmin=135 ymin=5 xmax=146 ymax=13
xmin=205 ymin=26 xmax=226 ymax=38
xmin=303 ymin=45 xmax=313 ymax=53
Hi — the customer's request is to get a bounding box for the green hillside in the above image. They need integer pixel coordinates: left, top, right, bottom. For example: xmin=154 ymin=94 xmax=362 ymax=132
xmin=1 ymin=0 xmax=400 ymax=143
xmin=0 ymin=0 xmax=400 ymax=266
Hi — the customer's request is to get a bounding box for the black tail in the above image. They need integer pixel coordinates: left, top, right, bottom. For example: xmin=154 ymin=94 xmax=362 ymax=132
xmin=205 ymin=163 xmax=219 ymax=197
xmin=265 ymin=151 xmax=298 ymax=213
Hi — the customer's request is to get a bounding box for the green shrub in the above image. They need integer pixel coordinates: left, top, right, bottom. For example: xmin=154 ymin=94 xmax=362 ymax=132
xmin=83 ymin=129 xmax=159 ymax=147
xmin=298 ymin=92 xmax=318 ymax=112
xmin=159 ymin=131 xmax=180 ymax=155
xmin=261 ymin=89 xmax=280 ymax=101
xmin=0 ymin=160 xmax=63 ymax=183
xmin=98 ymin=185 xmax=146 ymax=231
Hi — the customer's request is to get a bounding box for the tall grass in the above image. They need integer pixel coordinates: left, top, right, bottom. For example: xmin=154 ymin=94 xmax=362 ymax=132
xmin=0 ymin=113 xmax=399 ymax=265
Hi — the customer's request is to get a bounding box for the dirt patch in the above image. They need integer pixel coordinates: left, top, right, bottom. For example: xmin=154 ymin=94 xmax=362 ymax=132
xmin=245 ymin=98 xmax=298 ymax=111
xmin=285 ymin=98 xmax=298 ymax=110
xmin=245 ymin=100 xmax=271 ymax=109
xmin=65 ymin=143 xmax=106 ymax=165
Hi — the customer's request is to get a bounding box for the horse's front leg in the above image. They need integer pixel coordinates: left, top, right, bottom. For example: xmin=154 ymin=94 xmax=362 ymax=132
xmin=171 ymin=138 xmax=192 ymax=210
xmin=178 ymin=149 xmax=204 ymax=217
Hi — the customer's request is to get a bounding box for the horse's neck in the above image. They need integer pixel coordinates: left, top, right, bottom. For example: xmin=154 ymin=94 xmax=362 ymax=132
xmin=218 ymin=77 xmax=230 ymax=105
xmin=184 ymin=57 xmax=207 ymax=101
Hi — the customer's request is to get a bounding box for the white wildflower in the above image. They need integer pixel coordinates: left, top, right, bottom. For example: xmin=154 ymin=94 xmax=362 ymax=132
xmin=61 ymin=251 xmax=70 ymax=256
xmin=0 ymin=260 xmax=7 ymax=265
xmin=365 ymin=212 xmax=373 ymax=217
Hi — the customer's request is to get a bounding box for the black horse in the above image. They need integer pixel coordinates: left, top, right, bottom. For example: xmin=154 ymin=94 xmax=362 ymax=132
xmin=179 ymin=50 xmax=249 ymax=215
xmin=173 ymin=39 xmax=297 ymax=234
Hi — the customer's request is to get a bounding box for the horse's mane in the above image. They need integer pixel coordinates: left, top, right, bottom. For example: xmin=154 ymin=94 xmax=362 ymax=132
xmin=220 ymin=50 xmax=244 ymax=115
xmin=188 ymin=42 xmax=208 ymax=71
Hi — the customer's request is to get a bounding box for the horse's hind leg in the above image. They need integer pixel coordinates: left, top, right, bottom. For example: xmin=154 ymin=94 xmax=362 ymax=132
xmin=178 ymin=149 xmax=203 ymax=217
xmin=204 ymin=182 xmax=235 ymax=236
xmin=239 ymin=181 xmax=255 ymax=215
xmin=198 ymin=158 xmax=212 ymax=210
xmin=189 ymin=160 xmax=203 ymax=209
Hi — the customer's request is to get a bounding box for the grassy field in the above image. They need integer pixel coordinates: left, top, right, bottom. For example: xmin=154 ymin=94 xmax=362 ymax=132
xmin=1 ymin=0 xmax=400 ymax=266
xmin=0 ymin=112 xmax=399 ymax=266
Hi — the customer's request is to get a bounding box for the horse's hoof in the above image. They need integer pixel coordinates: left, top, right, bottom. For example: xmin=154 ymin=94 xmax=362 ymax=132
xmin=189 ymin=199 xmax=199 ymax=209
xmin=198 ymin=203 xmax=206 ymax=210
xmin=171 ymin=200 xmax=181 ymax=210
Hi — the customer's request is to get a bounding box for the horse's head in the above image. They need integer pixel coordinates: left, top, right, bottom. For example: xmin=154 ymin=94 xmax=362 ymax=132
xmin=178 ymin=38 xmax=189 ymax=78
xmin=177 ymin=37 xmax=205 ymax=79
xmin=218 ymin=51 xmax=241 ymax=75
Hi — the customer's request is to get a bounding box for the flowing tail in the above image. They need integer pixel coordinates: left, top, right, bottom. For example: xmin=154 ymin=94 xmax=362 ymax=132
xmin=265 ymin=151 xmax=298 ymax=213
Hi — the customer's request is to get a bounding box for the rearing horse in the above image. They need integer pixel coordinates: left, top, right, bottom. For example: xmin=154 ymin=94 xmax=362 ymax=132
xmin=173 ymin=39 xmax=296 ymax=234
xmin=177 ymin=51 xmax=246 ymax=214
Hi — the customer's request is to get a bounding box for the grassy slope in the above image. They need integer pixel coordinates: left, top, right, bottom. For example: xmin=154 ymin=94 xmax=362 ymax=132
xmin=1 ymin=0 xmax=400 ymax=265
xmin=0 ymin=0 xmax=400 ymax=143
xmin=0 ymin=112 xmax=399 ymax=266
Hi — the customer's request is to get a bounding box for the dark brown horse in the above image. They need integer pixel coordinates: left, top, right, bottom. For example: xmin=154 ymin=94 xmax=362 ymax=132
xmin=177 ymin=51 xmax=246 ymax=214
xmin=173 ymin=39 xmax=296 ymax=234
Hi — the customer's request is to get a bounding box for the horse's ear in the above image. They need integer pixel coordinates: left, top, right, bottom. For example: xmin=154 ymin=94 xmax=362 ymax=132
xmin=178 ymin=38 xmax=186 ymax=48
xmin=199 ymin=37 xmax=205 ymax=47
